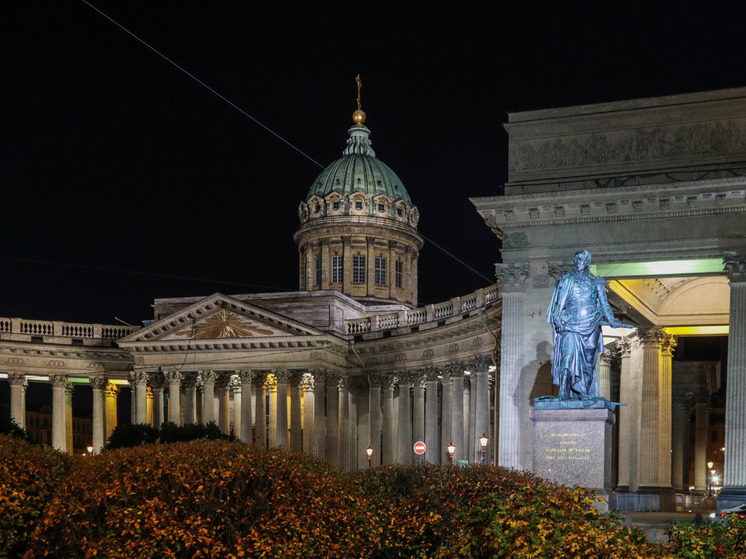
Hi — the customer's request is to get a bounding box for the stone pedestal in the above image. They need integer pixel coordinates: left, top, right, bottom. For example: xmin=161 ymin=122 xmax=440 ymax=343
xmin=530 ymin=408 xmax=616 ymax=492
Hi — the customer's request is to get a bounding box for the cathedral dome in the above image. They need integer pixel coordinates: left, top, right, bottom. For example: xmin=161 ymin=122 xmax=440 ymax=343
xmin=305 ymin=125 xmax=413 ymax=206
xmin=294 ymin=103 xmax=423 ymax=308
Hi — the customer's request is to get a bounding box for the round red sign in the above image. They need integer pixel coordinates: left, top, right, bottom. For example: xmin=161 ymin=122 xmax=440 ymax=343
xmin=413 ymin=441 xmax=426 ymax=455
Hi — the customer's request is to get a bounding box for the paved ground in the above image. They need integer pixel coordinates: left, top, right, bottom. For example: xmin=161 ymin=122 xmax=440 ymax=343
xmin=620 ymin=511 xmax=712 ymax=543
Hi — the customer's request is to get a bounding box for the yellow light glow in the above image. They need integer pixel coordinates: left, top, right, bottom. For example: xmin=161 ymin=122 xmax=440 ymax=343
xmin=664 ymin=326 xmax=729 ymax=336
xmin=591 ymin=258 xmax=724 ymax=278
xmin=110 ymin=379 xmax=130 ymax=385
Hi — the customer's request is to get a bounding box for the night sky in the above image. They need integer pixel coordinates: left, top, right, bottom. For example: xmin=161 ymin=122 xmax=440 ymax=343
xmin=4 ymin=2 xmax=746 ymax=326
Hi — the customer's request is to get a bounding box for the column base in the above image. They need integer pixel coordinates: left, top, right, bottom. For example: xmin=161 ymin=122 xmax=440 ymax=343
xmin=634 ymin=486 xmax=676 ymax=512
xmin=717 ymin=487 xmax=746 ymax=510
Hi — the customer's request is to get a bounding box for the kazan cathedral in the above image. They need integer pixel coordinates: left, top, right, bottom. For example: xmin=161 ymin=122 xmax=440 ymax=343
xmin=0 ymin=102 xmax=501 ymax=472
xmin=3 ymin=86 xmax=746 ymax=512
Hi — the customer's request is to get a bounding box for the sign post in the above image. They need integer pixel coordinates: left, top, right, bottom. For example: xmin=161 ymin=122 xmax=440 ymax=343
xmin=414 ymin=440 xmax=426 ymax=464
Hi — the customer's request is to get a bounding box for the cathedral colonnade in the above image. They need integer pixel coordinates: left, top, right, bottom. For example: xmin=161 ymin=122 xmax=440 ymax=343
xmin=3 ymin=357 xmax=496 ymax=469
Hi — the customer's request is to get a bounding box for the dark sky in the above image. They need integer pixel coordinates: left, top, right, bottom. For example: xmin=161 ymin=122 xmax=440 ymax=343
xmin=3 ymin=2 xmax=746 ymax=325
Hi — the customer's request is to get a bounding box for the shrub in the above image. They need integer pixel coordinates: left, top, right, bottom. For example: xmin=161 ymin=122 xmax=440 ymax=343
xmin=105 ymin=421 xmax=233 ymax=450
xmin=25 ymin=439 xmax=371 ymax=558
xmin=664 ymin=514 xmax=746 ymax=558
xmin=0 ymin=435 xmax=70 ymax=559
xmin=352 ymin=463 xmax=657 ymax=558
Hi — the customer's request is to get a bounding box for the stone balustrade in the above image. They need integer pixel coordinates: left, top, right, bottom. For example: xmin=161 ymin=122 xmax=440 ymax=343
xmin=0 ymin=317 xmax=138 ymax=340
xmin=345 ymin=284 xmax=499 ymax=335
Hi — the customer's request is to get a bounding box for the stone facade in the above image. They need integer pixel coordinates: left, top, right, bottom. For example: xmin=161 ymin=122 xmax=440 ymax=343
xmin=473 ymin=87 xmax=746 ymax=511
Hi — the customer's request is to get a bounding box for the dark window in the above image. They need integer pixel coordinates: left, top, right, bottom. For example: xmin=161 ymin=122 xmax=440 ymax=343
xmin=355 ymin=200 xmax=363 ymax=210
xmin=314 ymin=203 xmax=321 ymax=213
xmin=315 ymin=256 xmax=322 ymax=286
xmin=378 ymin=203 xmax=385 ymax=213
xmin=375 ymin=257 xmax=387 ymax=285
xmin=332 ymin=200 xmax=340 ymax=210
xmin=395 ymin=260 xmax=403 ymax=288
xmin=352 ymin=255 xmax=365 ymax=283
xmin=397 ymin=207 xmax=403 ymax=217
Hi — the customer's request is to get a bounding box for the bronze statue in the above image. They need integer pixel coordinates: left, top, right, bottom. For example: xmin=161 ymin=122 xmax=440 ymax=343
xmin=546 ymin=250 xmax=623 ymax=400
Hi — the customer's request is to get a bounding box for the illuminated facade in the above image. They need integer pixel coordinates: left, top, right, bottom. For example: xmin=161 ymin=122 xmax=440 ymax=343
xmin=0 ymin=105 xmax=499 ymax=468
xmin=472 ymin=87 xmax=746 ymax=511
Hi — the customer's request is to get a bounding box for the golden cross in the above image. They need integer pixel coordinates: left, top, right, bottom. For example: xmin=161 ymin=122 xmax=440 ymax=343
xmin=356 ymin=74 xmax=362 ymax=110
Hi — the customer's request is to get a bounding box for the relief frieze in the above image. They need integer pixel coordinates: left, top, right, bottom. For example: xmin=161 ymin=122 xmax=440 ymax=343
xmin=511 ymin=120 xmax=746 ymax=173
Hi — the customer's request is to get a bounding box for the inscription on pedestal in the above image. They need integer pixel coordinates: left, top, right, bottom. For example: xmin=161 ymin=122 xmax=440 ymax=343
xmin=530 ymin=408 xmax=615 ymax=491
xmin=543 ymin=432 xmax=591 ymax=462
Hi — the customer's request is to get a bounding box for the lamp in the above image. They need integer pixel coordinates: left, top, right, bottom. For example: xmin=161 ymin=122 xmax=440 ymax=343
xmin=447 ymin=442 xmax=455 ymax=465
xmin=366 ymin=446 xmax=373 ymax=468
xmin=707 ymin=461 xmax=714 ymax=496
xmin=479 ymin=433 xmax=488 ymax=464
xmin=87 ymin=446 xmax=94 ymax=455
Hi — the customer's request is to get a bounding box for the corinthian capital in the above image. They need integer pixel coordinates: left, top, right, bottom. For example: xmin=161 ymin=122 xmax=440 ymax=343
xmin=495 ymin=262 xmax=529 ymax=293
xmin=723 ymin=252 xmax=746 ymax=283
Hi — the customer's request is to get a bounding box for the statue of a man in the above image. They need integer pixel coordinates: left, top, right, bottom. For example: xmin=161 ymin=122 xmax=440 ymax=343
xmin=546 ymin=250 xmax=621 ymax=400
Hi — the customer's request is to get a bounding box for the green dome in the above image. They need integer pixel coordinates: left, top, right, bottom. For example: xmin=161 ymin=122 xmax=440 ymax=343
xmin=305 ymin=125 xmax=413 ymax=205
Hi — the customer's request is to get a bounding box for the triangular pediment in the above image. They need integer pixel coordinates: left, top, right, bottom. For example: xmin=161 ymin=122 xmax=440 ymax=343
xmin=119 ymin=293 xmax=326 ymax=344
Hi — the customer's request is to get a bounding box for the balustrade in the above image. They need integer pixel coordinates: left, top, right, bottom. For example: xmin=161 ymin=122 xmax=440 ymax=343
xmin=0 ymin=317 xmax=138 ymax=340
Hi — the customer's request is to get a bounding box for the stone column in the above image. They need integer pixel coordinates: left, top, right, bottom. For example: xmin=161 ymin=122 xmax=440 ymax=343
xmin=181 ymin=372 xmax=197 ymax=425
xmin=232 ymin=382 xmax=241 ymax=438
xmin=598 ymin=349 xmax=613 ymax=401
xmin=616 ymin=337 xmax=634 ymax=491
xmin=50 ymin=375 xmax=69 ymax=453
xmin=397 ymin=374 xmax=413 ymax=462
xmin=366 ymin=237 xmax=376 ymax=297
xmin=412 ymin=372 xmax=426 ymax=450
xmin=164 ymin=370 xmax=182 ymax=425
xmin=424 ymin=368 xmax=440 ymax=464
xmin=302 ymin=374 xmax=315 ymax=454
xmin=694 ymin=402 xmax=709 ymax=493
xmin=8 ymin=373 xmax=26 ymax=429
xmin=148 ymin=371 xmax=164 ymax=428
xmin=671 ymin=395 xmax=690 ymax=492
xmin=311 ymin=370 xmax=326 ymax=459
xmin=388 ymin=240 xmax=397 ymax=298
xmin=273 ymin=370 xmax=289 ymax=449
xmin=267 ymin=374 xmax=278 ymax=448
xmin=325 ymin=372 xmax=340 ymax=465
xmin=289 ymin=371 xmax=303 ymax=453
xmin=441 ymin=371 xmax=452 ymax=464
xmin=338 ymin=377 xmax=352 ymax=470
xmin=146 ymin=387 xmax=154 ymax=425
xmin=495 ymin=262 xmax=529 ymax=468
xmin=369 ymin=375 xmax=383 ymax=467
xmin=201 ymin=371 xmax=216 ymax=425
xmin=471 ymin=355 xmax=491 ymax=464
xmin=65 ymin=382 xmax=74 ymax=453
xmin=238 ymin=371 xmax=254 ymax=443
xmin=90 ymin=377 xmax=107 ymax=453
xmin=450 ymin=365 xmax=465 ymax=463
xmin=253 ymin=373 xmax=267 ymax=448
xmin=382 ymin=375 xmax=396 ymax=464
xmin=320 ymin=239 xmax=330 ymax=289
xmin=104 ymin=382 xmax=119 ymax=440
xmin=214 ymin=373 xmax=231 ymax=435
xmin=720 ymin=253 xmax=746 ymax=508
xmin=636 ymin=327 xmax=676 ymax=508
xmin=342 ymin=237 xmax=352 ymax=294
xmin=132 ymin=371 xmax=149 ymax=424
xmin=465 ymin=374 xmax=473 ymax=463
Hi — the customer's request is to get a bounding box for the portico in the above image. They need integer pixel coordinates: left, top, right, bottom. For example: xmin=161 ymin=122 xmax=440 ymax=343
xmin=473 ymin=88 xmax=746 ymax=510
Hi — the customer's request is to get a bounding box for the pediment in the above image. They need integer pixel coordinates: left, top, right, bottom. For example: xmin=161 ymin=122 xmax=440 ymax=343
xmin=119 ymin=293 xmax=325 ymax=344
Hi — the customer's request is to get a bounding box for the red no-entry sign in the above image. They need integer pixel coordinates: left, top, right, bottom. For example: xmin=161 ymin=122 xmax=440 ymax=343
xmin=413 ymin=441 xmax=426 ymax=455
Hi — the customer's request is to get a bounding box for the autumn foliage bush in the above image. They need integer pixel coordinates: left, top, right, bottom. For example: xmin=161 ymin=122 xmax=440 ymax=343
xmin=0 ymin=435 xmax=70 ymax=559
xmin=352 ymin=463 xmax=656 ymax=558
xmin=24 ymin=440 xmax=371 ymax=558
xmin=6 ymin=436 xmax=746 ymax=557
